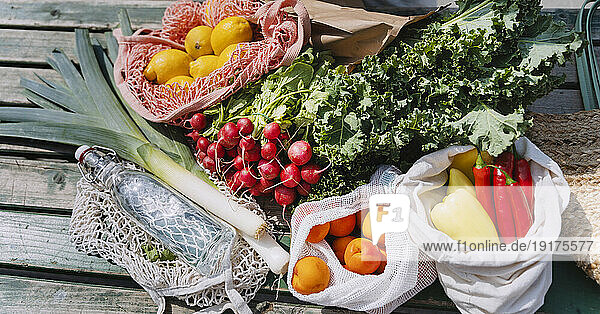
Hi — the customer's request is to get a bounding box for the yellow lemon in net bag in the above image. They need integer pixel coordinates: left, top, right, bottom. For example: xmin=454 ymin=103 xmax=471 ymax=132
xmin=190 ymin=55 xmax=220 ymax=78
xmin=185 ymin=26 xmax=214 ymax=59
xmin=217 ymin=43 xmax=247 ymax=68
xmin=143 ymin=49 xmax=192 ymax=84
xmin=211 ymin=16 xmax=252 ymax=55
xmin=164 ymin=75 xmax=195 ymax=87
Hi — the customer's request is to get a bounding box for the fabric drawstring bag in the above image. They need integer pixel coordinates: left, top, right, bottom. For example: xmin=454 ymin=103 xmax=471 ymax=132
xmin=399 ymin=137 xmax=570 ymax=313
xmin=113 ymin=0 xmax=310 ymax=124
xmin=288 ymin=166 xmax=438 ymax=314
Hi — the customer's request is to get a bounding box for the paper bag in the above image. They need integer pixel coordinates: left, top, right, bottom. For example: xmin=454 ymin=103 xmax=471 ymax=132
xmin=303 ymin=0 xmax=435 ymax=63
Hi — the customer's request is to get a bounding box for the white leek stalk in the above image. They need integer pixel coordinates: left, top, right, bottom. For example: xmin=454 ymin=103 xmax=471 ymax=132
xmin=242 ymin=233 xmax=289 ymax=274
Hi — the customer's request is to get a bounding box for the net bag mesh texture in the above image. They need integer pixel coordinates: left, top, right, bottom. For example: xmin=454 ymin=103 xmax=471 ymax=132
xmin=287 ymin=166 xmax=437 ymax=314
xmin=69 ymin=162 xmax=271 ymax=314
xmin=113 ymin=0 xmax=310 ymax=124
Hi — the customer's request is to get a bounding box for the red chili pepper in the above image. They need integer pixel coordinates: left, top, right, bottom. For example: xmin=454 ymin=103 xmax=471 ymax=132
xmin=473 ymin=153 xmax=496 ymax=227
xmin=493 ymin=165 xmax=516 ymax=244
xmin=509 ymin=180 xmax=533 ymax=238
xmin=515 ymin=158 xmax=534 ymax=212
xmin=495 ymin=151 xmax=515 ymax=177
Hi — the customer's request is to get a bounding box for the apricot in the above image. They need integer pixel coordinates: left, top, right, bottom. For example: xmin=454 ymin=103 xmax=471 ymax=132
xmin=329 ymin=214 xmax=356 ymax=237
xmin=344 ymin=238 xmax=381 ymax=275
xmin=361 ymin=212 xmax=386 ymax=247
xmin=374 ymin=249 xmax=387 ymax=274
xmin=306 ymin=222 xmax=330 ymax=243
xmin=331 ymin=236 xmax=356 ymax=264
xmin=292 ymin=256 xmax=330 ymax=295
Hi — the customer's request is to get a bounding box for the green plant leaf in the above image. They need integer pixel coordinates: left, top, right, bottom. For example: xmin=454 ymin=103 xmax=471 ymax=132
xmin=519 ymin=15 xmax=584 ymax=70
xmin=451 ymin=105 xmax=527 ymax=156
xmin=0 ymin=122 xmax=147 ymax=166
xmin=0 ymin=108 xmax=101 ymax=125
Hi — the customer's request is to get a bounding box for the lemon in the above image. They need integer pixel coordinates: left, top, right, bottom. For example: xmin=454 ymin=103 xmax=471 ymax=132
xmin=164 ymin=75 xmax=195 ymax=87
xmin=210 ymin=16 xmax=253 ymax=55
xmin=218 ymin=43 xmax=247 ymax=68
xmin=143 ymin=49 xmax=192 ymax=84
xmin=185 ymin=26 xmax=214 ymax=59
xmin=190 ymin=55 xmax=220 ymax=78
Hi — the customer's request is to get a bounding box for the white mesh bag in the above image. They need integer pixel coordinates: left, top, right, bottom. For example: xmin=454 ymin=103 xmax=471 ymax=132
xmin=288 ymin=166 xmax=438 ymax=314
xmin=69 ymin=164 xmax=271 ymax=314
xmin=397 ymin=137 xmax=570 ymax=313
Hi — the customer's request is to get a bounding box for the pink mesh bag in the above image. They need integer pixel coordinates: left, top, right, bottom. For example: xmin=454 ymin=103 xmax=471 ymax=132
xmin=113 ymin=0 xmax=310 ymax=124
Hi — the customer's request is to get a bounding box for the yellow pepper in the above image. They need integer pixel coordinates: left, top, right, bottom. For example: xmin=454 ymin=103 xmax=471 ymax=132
xmin=431 ymin=189 xmax=499 ymax=245
xmin=450 ymin=149 xmax=493 ymax=183
xmin=447 ymin=168 xmax=476 ymax=197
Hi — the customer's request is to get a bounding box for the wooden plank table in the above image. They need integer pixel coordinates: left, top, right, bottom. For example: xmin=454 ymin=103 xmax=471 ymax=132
xmin=1 ymin=0 xmax=600 ymax=313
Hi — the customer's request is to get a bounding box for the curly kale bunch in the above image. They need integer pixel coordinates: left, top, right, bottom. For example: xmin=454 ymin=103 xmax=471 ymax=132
xmin=306 ymin=0 xmax=582 ymax=200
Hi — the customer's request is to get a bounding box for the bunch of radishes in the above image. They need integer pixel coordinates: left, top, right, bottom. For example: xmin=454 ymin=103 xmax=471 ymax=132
xmin=186 ymin=113 xmax=324 ymax=207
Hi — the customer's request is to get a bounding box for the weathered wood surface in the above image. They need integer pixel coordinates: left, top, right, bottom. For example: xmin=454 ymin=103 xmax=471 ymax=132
xmin=0 ymin=29 xmax=105 ymax=66
xmin=0 ymin=67 xmax=64 ymax=106
xmin=0 ymin=0 xmax=166 ymax=31
xmin=0 ymin=157 xmax=79 ymax=211
xmin=0 ymin=275 xmax=196 ymax=313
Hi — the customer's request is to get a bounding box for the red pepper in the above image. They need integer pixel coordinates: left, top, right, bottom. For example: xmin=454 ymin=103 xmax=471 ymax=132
xmin=495 ymin=151 xmax=515 ymax=177
xmin=509 ymin=179 xmax=533 ymax=238
xmin=515 ymin=158 xmax=534 ymax=212
xmin=473 ymin=153 xmax=496 ymax=227
xmin=493 ymin=165 xmax=516 ymax=244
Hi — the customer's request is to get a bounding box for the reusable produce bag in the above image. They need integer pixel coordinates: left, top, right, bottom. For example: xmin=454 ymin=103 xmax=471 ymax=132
xmin=113 ymin=0 xmax=310 ymax=124
xmin=401 ymin=137 xmax=570 ymax=313
xmin=70 ymin=162 xmax=271 ymax=314
xmin=288 ymin=166 xmax=438 ymax=314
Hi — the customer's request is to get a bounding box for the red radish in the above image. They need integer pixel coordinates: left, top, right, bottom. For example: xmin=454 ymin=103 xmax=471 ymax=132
xmin=207 ymin=142 xmax=225 ymax=159
xmin=239 ymin=137 xmax=256 ymax=151
xmin=202 ymin=156 xmax=216 ymax=172
xmin=263 ymin=122 xmax=281 ymax=140
xmin=280 ymin=164 xmax=301 ymax=188
xmin=196 ymin=151 xmax=207 ymax=162
xmin=297 ymin=181 xmax=311 ymax=196
xmin=225 ymin=170 xmax=235 ymax=183
xmin=279 ymin=131 xmax=290 ymax=141
xmin=239 ymin=168 xmax=258 ymax=188
xmin=257 ymin=178 xmax=274 ymax=194
xmin=219 ymin=122 xmax=240 ymax=148
xmin=261 ymin=142 xmax=277 ymax=160
xmin=237 ymin=118 xmax=254 ymax=135
xmin=258 ymin=159 xmax=280 ymax=180
xmin=196 ymin=137 xmax=210 ymax=153
xmin=274 ymin=186 xmax=296 ymax=206
xmin=288 ymin=141 xmax=312 ymax=166
xmin=190 ymin=113 xmax=207 ymax=131
xmin=248 ymin=186 xmax=263 ymax=196
xmin=227 ymin=171 xmax=242 ymax=191
xmin=186 ymin=130 xmax=201 ymax=142
xmin=233 ymin=155 xmax=244 ymax=170
xmin=301 ymin=164 xmax=322 ymax=185
xmin=225 ymin=148 xmax=237 ymax=159
xmin=238 ymin=146 xmax=260 ymax=162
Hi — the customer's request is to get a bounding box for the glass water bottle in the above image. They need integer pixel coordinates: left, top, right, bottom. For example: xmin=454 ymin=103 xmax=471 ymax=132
xmin=76 ymin=145 xmax=236 ymax=277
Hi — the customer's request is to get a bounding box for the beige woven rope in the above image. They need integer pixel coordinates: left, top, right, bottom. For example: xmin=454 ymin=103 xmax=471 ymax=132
xmin=528 ymin=110 xmax=600 ymax=283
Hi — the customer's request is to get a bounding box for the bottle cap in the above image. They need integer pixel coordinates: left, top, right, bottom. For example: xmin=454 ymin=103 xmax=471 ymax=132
xmin=75 ymin=145 xmax=92 ymax=163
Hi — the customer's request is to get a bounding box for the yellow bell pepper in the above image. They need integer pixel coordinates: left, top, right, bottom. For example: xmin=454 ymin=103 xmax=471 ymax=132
xmin=447 ymin=168 xmax=476 ymax=197
xmin=431 ymin=189 xmax=499 ymax=245
xmin=450 ymin=149 xmax=492 ymax=183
